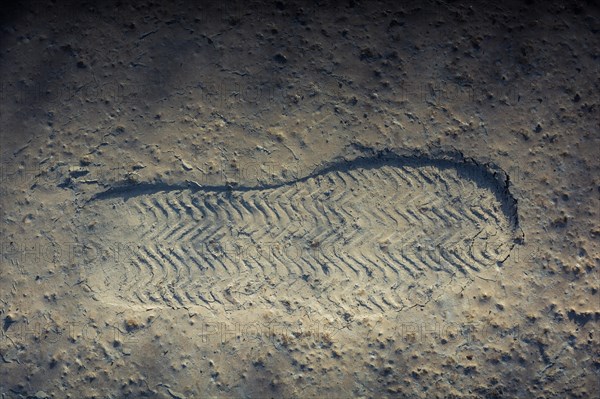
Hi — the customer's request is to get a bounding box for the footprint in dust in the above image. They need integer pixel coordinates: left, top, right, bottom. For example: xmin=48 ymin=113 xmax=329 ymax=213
xmin=74 ymin=153 xmax=522 ymax=313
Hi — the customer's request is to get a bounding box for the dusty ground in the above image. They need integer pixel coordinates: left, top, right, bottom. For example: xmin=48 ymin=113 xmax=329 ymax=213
xmin=1 ymin=0 xmax=599 ymax=398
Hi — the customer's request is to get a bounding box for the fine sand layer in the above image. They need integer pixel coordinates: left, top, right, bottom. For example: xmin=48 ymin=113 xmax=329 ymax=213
xmin=0 ymin=1 xmax=598 ymax=398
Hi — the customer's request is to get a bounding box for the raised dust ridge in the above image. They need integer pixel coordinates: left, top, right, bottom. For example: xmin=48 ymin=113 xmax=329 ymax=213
xmin=77 ymin=154 xmax=520 ymax=312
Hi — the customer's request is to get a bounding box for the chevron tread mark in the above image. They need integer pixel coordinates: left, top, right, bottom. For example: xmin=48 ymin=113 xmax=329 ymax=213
xmin=79 ymin=156 xmax=519 ymax=311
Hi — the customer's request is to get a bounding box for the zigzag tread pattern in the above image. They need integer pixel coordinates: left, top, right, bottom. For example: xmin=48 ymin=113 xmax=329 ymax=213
xmin=80 ymin=158 xmax=517 ymax=311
